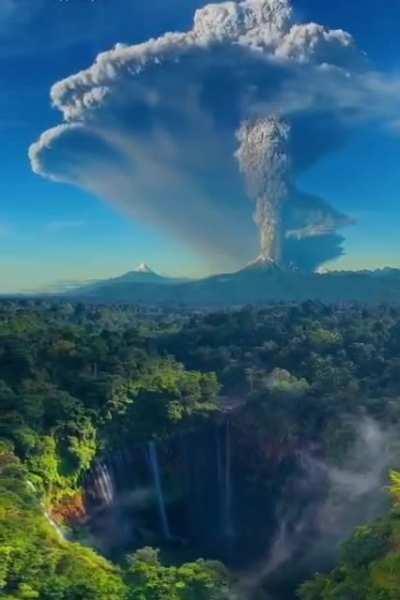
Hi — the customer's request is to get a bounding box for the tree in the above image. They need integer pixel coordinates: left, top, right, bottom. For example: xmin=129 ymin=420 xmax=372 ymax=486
xmin=126 ymin=548 xmax=232 ymax=600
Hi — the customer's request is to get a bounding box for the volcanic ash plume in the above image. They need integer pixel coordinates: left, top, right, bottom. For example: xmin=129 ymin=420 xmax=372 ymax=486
xmin=236 ymin=117 xmax=291 ymax=265
xmin=29 ymin=0 xmax=400 ymax=271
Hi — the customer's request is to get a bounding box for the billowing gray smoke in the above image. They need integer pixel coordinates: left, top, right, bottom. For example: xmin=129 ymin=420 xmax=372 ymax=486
xmin=236 ymin=117 xmax=291 ymax=264
xmin=29 ymin=0 xmax=400 ymax=271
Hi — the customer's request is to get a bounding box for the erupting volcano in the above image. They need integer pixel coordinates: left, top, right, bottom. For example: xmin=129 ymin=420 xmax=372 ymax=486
xmin=236 ymin=117 xmax=291 ymax=266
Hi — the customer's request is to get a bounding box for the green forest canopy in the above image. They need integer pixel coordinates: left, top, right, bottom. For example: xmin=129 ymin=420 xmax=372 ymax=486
xmin=2 ymin=299 xmax=400 ymax=597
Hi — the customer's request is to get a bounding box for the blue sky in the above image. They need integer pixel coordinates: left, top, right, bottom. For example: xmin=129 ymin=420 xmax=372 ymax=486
xmin=1 ymin=0 xmax=400 ymax=292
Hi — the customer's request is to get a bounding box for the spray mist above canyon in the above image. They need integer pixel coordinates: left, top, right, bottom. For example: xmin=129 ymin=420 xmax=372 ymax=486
xmin=29 ymin=0 xmax=400 ymax=273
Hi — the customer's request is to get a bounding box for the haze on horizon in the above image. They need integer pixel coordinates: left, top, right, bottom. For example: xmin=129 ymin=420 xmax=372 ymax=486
xmin=1 ymin=0 xmax=400 ymax=293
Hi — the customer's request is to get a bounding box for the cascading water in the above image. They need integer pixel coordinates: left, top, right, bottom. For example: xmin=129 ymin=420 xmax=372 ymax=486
xmin=94 ymin=462 xmax=114 ymax=506
xmin=84 ymin=424 xmax=296 ymax=568
xmin=147 ymin=441 xmax=172 ymax=540
xmin=216 ymin=426 xmax=225 ymax=536
xmin=216 ymin=421 xmax=236 ymax=545
xmin=44 ymin=508 xmax=65 ymax=540
xmin=223 ymin=419 xmax=235 ymax=542
xmin=27 ymin=480 xmax=65 ymax=541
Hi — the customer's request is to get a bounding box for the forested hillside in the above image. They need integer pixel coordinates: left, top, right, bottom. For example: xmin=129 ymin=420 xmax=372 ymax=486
xmin=299 ymin=474 xmax=400 ymax=600
xmin=2 ymin=299 xmax=400 ymax=598
xmin=0 ymin=301 xmax=230 ymax=598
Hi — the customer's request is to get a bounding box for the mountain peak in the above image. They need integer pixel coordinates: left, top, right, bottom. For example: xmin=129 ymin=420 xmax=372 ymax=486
xmin=135 ymin=263 xmax=154 ymax=274
xmin=240 ymin=256 xmax=281 ymax=273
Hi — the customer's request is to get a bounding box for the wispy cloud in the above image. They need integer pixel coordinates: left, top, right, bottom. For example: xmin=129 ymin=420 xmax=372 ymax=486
xmin=46 ymin=219 xmax=85 ymax=233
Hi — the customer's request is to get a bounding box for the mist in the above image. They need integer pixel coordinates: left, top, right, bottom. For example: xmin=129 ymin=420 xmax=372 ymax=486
xmin=237 ymin=417 xmax=396 ymax=599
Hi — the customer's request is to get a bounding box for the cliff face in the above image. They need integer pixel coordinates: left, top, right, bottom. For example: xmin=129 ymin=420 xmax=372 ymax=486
xmin=77 ymin=404 xmax=392 ymax=600
xmin=82 ymin=414 xmax=326 ymax=571
xmin=51 ymin=491 xmax=88 ymax=526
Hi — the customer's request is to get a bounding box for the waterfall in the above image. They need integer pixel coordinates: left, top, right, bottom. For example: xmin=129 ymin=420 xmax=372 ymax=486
xmin=26 ymin=480 xmax=36 ymax=493
xmin=94 ymin=462 xmax=114 ymax=506
xmin=237 ymin=522 xmax=291 ymax=599
xmin=27 ymin=479 xmax=64 ymax=540
xmin=224 ymin=419 xmax=234 ymax=539
xmin=148 ymin=441 xmax=172 ymax=540
xmin=216 ymin=426 xmax=225 ymax=535
xmin=44 ymin=511 xmax=64 ymax=540
xmin=42 ymin=504 xmax=64 ymax=540
xmin=218 ymin=419 xmax=235 ymax=542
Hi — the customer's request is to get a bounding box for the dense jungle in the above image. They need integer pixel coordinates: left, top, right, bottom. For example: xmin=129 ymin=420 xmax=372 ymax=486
xmin=2 ymin=300 xmax=400 ymax=598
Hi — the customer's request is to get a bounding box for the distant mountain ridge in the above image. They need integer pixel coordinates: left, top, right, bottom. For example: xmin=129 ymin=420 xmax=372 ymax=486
xmin=67 ymin=262 xmax=400 ymax=306
xmin=71 ymin=264 xmax=188 ymax=296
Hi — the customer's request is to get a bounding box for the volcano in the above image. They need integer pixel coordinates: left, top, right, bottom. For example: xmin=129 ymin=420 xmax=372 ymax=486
xmin=240 ymin=256 xmax=282 ymax=273
xmin=65 ymin=263 xmax=400 ymax=307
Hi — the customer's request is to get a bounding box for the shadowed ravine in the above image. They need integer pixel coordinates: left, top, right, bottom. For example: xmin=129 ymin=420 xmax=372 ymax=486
xmin=80 ymin=423 xmax=318 ymax=597
xmin=82 ymin=408 xmax=392 ymax=599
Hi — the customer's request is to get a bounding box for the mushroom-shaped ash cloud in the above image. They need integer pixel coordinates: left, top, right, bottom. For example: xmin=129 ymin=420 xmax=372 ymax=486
xmin=29 ymin=0 xmax=400 ymax=271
